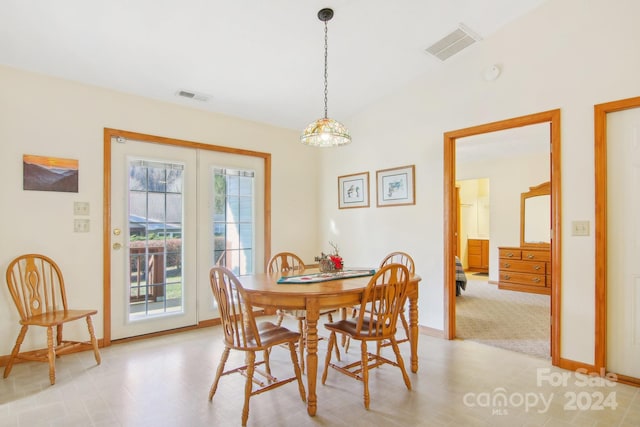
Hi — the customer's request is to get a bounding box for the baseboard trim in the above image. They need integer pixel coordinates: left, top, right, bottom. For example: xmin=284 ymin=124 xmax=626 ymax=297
xmin=419 ymin=325 xmax=444 ymax=338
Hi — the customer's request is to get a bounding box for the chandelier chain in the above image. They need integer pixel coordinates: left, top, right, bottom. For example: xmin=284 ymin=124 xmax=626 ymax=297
xmin=323 ymin=19 xmax=329 ymax=119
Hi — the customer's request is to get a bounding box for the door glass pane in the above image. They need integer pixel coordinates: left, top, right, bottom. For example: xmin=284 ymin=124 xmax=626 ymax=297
xmin=213 ymin=168 xmax=255 ymax=275
xmin=128 ymin=160 xmax=185 ymax=320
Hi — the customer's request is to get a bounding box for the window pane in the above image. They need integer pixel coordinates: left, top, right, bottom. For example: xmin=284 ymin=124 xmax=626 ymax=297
xmin=239 ymin=224 xmax=252 ymax=249
xmin=239 ymin=176 xmax=253 ymax=195
xmin=227 ymin=195 xmax=240 ymax=219
xmin=239 ymin=197 xmax=252 ymax=222
xmin=213 ymin=168 xmax=255 ymax=275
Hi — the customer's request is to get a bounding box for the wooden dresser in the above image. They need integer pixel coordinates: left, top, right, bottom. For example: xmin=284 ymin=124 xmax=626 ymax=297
xmin=498 ymin=246 xmax=551 ymax=295
xmin=467 ymin=239 xmax=489 ymax=273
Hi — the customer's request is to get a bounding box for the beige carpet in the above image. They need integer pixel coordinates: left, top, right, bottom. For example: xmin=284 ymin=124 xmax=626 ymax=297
xmin=456 ymin=275 xmax=551 ymax=359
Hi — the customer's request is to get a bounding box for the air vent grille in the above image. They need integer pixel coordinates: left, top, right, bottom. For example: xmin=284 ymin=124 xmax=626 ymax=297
xmin=425 ymin=24 xmax=481 ymax=61
xmin=176 ymin=89 xmax=210 ymax=102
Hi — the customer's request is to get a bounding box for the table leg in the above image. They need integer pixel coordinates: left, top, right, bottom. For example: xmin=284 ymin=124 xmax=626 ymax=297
xmin=409 ymin=293 xmax=419 ymax=373
xmin=305 ymin=298 xmax=320 ymax=416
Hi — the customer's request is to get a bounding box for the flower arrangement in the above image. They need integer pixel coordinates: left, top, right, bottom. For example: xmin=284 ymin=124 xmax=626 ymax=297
xmin=315 ymin=241 xmax=343 ymax=272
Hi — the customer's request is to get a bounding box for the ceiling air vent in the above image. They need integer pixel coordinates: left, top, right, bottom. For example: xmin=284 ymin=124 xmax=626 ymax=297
xmin=176 ymin=89 xmax=210 ymax=102
xmin=425 ymin=23 xmax=482 ymax=61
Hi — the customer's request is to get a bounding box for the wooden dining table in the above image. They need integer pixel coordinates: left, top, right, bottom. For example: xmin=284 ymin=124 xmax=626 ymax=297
xmin=238 ymin=268 xmax=421 ymax=416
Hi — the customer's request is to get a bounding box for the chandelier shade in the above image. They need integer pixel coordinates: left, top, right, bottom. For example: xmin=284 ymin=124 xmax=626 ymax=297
xmin=301 ymin=117 xmax=351 ymax=147
xmin=300 ymin=8 xmax=351 ymax=147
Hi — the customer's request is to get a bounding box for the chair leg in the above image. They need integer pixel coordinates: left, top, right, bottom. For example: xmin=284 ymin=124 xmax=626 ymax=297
xmin=86 ymin=316 xmax=101 ymax=365
xmin=361 ymin=340 xmax=370 ymax=409
xmin=263 ymin=349 xmax=271 ymax=377
xmin=287 ymin=342 xmax=307 ymax=402
xmin=4 ymin=325 xmax=28 ymax=379
xmin=321 ymin=331 xmax=336 ymax=385
xmin=46 ymin=326 xmax=56 ymax=385
xmin=400 ymin=310 xmax=410 ymax=341
xmin=298 ymin=319 xmax=305 ymax=374
xmin=209 ymin=347 xmax=230 ymax=401
xmin=241 ymin=351 xmax=256 ymax=427
xmin=390 ymin=338 xmax=411 ymax=390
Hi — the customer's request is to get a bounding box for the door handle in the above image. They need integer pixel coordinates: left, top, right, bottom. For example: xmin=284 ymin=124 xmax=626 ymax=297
xmin=113 ymin=242 xmax=122 ymax=250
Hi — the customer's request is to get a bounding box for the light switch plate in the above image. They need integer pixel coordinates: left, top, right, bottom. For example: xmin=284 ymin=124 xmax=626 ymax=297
xmin=74 ymin=219 xmax=90 ymax=233
xmin=571 ymin=220 xmax=590 ymax=236
xmin=74 ymin=201 xmax=90 ymax=216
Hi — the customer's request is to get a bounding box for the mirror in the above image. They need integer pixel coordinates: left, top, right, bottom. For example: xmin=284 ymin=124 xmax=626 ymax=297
xmin=520 ymin=181 xmax=551 ymax=247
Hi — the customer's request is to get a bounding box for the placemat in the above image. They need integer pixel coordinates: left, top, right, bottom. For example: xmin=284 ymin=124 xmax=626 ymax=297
xmin=277 ymin=269 xmax=376 ymax=284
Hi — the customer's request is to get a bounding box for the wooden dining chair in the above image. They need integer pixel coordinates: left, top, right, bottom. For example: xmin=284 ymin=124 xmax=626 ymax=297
xmin=4 ymin=253 xmax=101 ymax=385
xmin=321 ymin=263 xmax=412 ymax=409
xmin=268 ymin=251 xmax=338 ymax=373
xmin=208 ymin=266 xmax=306 ymax=427
xmin=345 ymin=251 xmax=415 ymax=354
xmin=378 ymin=251 xmax=415 ymax=347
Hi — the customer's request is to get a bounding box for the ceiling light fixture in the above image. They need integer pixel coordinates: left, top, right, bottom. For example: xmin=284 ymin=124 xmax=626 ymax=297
xmin=300 ymin=8 xmax=351 ymax=147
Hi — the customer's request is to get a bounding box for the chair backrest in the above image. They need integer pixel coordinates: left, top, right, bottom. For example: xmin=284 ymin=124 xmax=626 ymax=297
xmin=380 ymin=251 xmax=415 ymax=274
xmin=209 ymin=266 xmax=262 ymax=350
xmin=6 ymin=254 xmax=69 ymax=322
xmin=267 ymin=252 xmax=305 ymax=273
xmin=356 ymin=263 xmax=409 ymax=338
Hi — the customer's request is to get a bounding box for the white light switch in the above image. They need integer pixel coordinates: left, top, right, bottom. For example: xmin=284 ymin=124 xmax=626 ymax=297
xmin=74 ymin=201 xmax=90 ymax=216
xmin=571 ymin=220 xmax=590 ymax=236
xmin=74 ymin=219 xmax=90 ymax=233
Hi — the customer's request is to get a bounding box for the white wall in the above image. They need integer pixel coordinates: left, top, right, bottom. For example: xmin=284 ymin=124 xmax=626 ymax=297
xmin=0 ymin=65 xmax=319 ymax=354
xmin=318 ymin=0 xmax=640 ymax=365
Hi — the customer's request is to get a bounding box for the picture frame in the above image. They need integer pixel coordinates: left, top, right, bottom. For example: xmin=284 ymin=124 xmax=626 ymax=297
xmin=338 ymin=172 xmax=369 ymax=209
xmin=376 ymin=165 xmax=415 ymax=207
xmin=23 ymin=154 xmax=79 ymax=193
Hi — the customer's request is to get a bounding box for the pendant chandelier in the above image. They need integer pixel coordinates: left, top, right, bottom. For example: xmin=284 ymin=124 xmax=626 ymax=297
xmin=300 ymin=8 xmax=351 ymax=147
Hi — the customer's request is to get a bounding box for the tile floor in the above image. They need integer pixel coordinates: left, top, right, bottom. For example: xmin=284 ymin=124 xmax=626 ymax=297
xmin=0 ymin=318 xmax=638 ymax=427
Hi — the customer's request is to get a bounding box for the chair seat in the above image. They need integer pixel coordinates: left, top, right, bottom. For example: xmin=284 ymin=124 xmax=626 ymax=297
xmin=251 ymin=321 xmax=302 ymax=348
xmin=22 ymin=309 xmax=98 ymax=327
xmin=324 ymin=318 xmax=386 ymax=339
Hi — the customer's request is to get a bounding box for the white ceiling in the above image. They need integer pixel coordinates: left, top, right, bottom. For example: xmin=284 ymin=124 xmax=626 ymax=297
xmin=0 ymin=0 xmax=547 ymax=132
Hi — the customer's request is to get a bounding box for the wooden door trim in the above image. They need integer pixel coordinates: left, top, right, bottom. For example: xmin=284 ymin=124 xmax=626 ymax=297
xmin=443 ymin=109 xmax=562 ymax=366
xmin=103 ymin=128 xmax=272 ymax=346
xmin=594 ymin=96 xmax=640 ymax=379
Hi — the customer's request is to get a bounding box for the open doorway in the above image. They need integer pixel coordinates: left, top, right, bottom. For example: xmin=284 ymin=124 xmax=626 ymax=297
xmin=443 ymin=109 xmax=562 ymax=366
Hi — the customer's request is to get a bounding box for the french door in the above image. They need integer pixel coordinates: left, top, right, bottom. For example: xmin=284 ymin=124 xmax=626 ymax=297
xmin=110 ymin=137 xmax=198 ymax=339
xmin=108 ymin=132 xmax=265 ymax=340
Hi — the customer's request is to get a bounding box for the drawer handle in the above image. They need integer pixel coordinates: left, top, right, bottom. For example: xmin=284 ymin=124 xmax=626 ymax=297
xmin=527 ymin=254 xmax=534 ymax=259
xmin=532 ymin=277 xmax=541 ymax=283
xmin=507 ymin=253 xmax=514 ymax=258
xmin=534 ymin=265 xmax=541 ymax=270
xmin=504 ymin=263 xmax=511 ymax=268
xmin=504 ymin=274 xmax=511 ymax=280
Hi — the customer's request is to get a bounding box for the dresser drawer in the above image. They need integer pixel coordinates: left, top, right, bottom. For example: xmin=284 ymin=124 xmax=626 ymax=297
xmin=499 ymin=271 xmax=546 ymax=287
xmin=499 ymin=259 xmax=546 ymax=274
xmin=521 ymin=250 xmax=551 ymax=262
xmin=499 ymin=248 xmax=521 ymax=259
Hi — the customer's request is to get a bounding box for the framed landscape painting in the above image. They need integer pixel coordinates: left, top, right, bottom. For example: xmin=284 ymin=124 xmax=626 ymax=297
xmin=376 ymin=165 xmax=415 ymax=207
xmin=338 ymin=171 xmax=369 ymax=209
xmin=23 ymin=154 xmax=79 ymax=193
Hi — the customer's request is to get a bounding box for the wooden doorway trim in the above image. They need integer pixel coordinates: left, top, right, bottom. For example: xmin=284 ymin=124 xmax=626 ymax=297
xmin=443 ymin=109 xmax=562 ymax=366
xmin=103 ymin=128 xmax=272 ymax=346
xmin=594 ymin=96 xmax=640 ymax=385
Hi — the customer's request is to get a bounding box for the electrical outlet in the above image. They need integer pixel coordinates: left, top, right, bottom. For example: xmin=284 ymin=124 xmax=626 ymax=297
xmin=571 ymin=220 xmax=590 ymax=236
xmin=74 ymin=201 xmax=90 ymax=216
xmin=74 ymin=219 xmax=90 ymax=233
